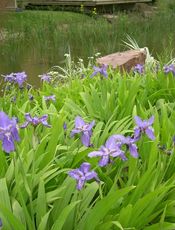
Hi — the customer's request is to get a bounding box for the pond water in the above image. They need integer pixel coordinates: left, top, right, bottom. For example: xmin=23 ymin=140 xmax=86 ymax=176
xmin=0 ymin=11 xmax=90 ymax=87
xmin=0 ymin=53 xmax=49 ymax=87
xmin=0 ymin=35 xmax=77 ymax=88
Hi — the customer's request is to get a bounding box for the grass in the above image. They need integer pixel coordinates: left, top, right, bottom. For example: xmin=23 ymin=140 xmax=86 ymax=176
xmin=156 ymin=0 xmax=175 ymax=11
xmin=0 ymin=60 xmax=175 ymax=229
xmin=0 ymin=8 xmax=175 ymax=83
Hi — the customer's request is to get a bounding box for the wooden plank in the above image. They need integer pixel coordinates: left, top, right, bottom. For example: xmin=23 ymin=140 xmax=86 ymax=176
xmin=0 ymin=0 xmax=17 ymax=11
xmin=26 ymin=0 xmax=152 ymax=6
xmin=95 ymin=0 xmax=152 ymax=5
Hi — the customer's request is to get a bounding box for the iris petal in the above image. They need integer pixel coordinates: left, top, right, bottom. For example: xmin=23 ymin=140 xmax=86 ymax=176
xmin=75 ymin=116 xmax=85 ymax=128
xmin=145 ymin=127 xmax=155 ymax=140
xmin=85 ymin=171 xmax=99 ymax=181
xmin=99 ymin=155 xmax=109 ymax=167
xmin=77 ymin=179 xmax=85 ymax=190
xmin=2 ymin=136 xmax=15 ymax=153
xmin=81 ymin=132 xmax=90 ymax=147
xmin=88 ymin=150 xmax=103 ymax=157
xmin=70 ymin=129 xmax=81 ymax=137
xmin=80 ymin=162 xmax=91 ymax=174
xmin=25 ymin=113 xmax=33 ymax=122
xmin=0 ymin=112 xmax=11 ymax=128
xmin=134 ymin=116 xmax=143 ymax=126
xmin=20 ymin=121 xmax=29 ymax=128
xmin=129 ymin=144 xmax=139 ymax=158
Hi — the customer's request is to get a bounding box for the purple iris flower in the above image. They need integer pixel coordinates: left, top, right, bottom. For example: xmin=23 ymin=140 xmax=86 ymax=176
xmin=11 ymin=96 xmax=17 ymax=103
xmin=172 ymin=136 xmax=175 ymax=145
xmin=40 ymin=74 xmax=51 ymax=83
xmin=4 ymin=72 xmax=27 ymax=87
xmin=71 ymin=116 xmax=95 ymax=147
xmin=0 ymin=218 xmax=2 ymax=227
xmin=134 ymin=115 xmax=155 ymax=141
xmin=68 ymin=162 xmax=99 ymax=190
xmin=5 ymin=85 xmax=11 ymax=91
xmin=27 ymin=84 xmax=32 ymax=90
xmin=20 ymin=113 xmax=51 ymax=128
xmin=0 ymin=111 xmax=20 ymax=153
xmin=29 ymin=94 xmax=34 ymax=101
xmin=88 ymin=136 xmax=127 ymax=167
xmin=44 ymin=95 xmax=56 ymax=102
xmin=4 ymin=73 xmax=15 ymax=83
xmin=153 ymin=63 xmax=160 ymax=73
xmin=133 ymin=64 xmax=144 ymax=75
xmin=14 ymin=72 xmax=27 ymax=87
xmin=90 ymin=64 xmax=108 ymax=78
xmin=111 ymin=134 xmax=139 ymax=158
xmin=163 ymin=64 xmax=175 ymax=76
xmin=63 ymin=122 xmax=67 ymax=130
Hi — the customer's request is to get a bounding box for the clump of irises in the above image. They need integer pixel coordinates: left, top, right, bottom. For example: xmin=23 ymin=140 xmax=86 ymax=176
xmin=0 ymin=110 xmax=171 ymax=192
xmin=3 ymin=72 xmax=27 ymax=88
xmin=88 ymin=115 xmax=155 ymax=167
xmin=132 ymin=63 xmax=175 ymax=76
xmin=163 ymin=64 xmax=175 ymax=76
xmin=69 ymin=115 xmax=155 ymax=190
xmin=0 ymin=110 xmax=51 ymax=153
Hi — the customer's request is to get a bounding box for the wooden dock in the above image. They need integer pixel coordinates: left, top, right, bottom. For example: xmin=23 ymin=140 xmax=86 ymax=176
xmin=25 ymin=0 xmax=152 ymax=7
xmin=0 ymin=0 xmax=17 ymax=11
